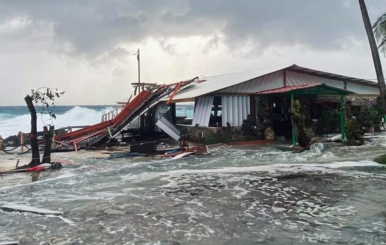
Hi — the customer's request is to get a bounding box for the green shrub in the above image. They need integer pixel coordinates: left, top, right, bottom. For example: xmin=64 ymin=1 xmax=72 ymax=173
xmin=374 ymin=154 xmax=386 ymax=165
xmin=345 ymin=118 xmax=364 ymax=144
xmin=362 ymin=106 xmax=383 ymax=128
xmin=203 ymin=130 xmax=218 ymax=145
xmin=316 ymin=110 xmax=340 ymax=134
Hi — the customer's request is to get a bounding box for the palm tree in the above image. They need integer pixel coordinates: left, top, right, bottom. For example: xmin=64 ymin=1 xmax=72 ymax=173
xmin=359 ymin=0 xmax=386 ymax=113
xmin=373 ymin=12 xmax=386 ymax=54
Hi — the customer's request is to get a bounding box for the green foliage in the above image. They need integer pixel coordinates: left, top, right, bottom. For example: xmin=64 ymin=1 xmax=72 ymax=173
xmin=30 ymin=87 xmax=65 ymax=121
xmin=374 ymin=154 xmax=386 ymax=165
xmin=293 ymin=100 xmax=307 ymax=129
xmin=203 ymin=130 xmax=218 ymax=145
xmin=345 ymin=118 xmax=364 ymax=144
xmin=316 ymin=110 xmax=340 ymax=134
xmin=361 ymin=106 xmax=383 ymax=128
xmin=373 ymin=12 xmax=386 ymax=54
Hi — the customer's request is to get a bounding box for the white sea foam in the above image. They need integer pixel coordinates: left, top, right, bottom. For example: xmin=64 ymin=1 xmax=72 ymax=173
xmin=0 ymin=106 xmax=113 ymax=138
xmin=161 ymin=160 xmax=380 ymax=176
xmin=0 ymin=172 xmax=76 ymax=191
xmin=122 ymin=160 xmax=382 ymax=188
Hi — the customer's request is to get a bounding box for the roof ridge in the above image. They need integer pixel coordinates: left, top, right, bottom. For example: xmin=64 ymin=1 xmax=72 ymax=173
xmin=201 ymin=64 xmax=293 ymax=79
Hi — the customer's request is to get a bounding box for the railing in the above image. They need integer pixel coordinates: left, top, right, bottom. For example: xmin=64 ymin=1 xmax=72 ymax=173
xmin=176 ymin=107 xmax=188 ymax=117
xmin=101 ymin=108 xmax=121 ymax=122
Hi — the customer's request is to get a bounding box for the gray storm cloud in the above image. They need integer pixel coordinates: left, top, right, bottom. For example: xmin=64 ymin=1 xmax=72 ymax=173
xmin=1 ymin=0 xmax=385 ymax=59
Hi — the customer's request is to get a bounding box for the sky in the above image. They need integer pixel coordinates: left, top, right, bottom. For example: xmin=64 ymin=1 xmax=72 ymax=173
xmin=0 ymin=0 xmax=385 ymax=105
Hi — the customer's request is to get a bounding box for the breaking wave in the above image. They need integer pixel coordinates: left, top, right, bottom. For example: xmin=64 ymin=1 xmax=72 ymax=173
xmin=0 ymin=106 xmax=114 ymax=138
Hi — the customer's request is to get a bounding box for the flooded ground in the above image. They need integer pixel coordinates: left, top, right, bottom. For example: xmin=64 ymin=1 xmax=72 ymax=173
xmin=1 ymin=135 xmax=386 ymax=245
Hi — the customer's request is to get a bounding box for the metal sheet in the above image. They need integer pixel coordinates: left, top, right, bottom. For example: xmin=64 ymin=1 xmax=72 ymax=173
xmin=192 ymin=96 xmax=214 ymax=126
xmin=170 ymin=66 xmax=291 ymax=101
xmin=346 ymin=82 xmax=379 ymax=95
xmin=155 ymin=102 xmax=171 ymax=132
xmin=222 ymin=96 xmax=250 ymax=127
xmin=288 ymin=64 xmax=378 ymax=86
xmin=156 ymin=115 xmax=181 ymax=141
xmin=218 ymin=70 xmax=284 ymax=93
xmin=286 ymin=71 xmax=345 ymax=89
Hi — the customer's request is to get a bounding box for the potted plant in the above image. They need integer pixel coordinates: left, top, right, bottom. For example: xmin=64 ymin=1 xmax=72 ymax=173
xmin=362 ymin=106 xmax=381 ymax=133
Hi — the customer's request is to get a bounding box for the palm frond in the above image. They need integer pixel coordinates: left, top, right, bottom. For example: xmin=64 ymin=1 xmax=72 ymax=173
xmin=373 ymin=12 xmax=386 ymax=52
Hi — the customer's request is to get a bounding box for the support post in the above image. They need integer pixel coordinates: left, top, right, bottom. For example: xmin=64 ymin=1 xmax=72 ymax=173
xmin=137 ymin=49 xmax=141 ymax=93
xmin=340 ymin=94 xmax=345 ymax=141
xmin=42 ymin=126 xmax=54 ymax=163
xmin=20 ymin=132 xmax=24 ymax=153
xmin=170 ymin=103 xmax=176 ymax=124
xmin=291 ymin=92 xmax=296 ymax=145
xmin=250 ymin=95 xmax=256 ymax=125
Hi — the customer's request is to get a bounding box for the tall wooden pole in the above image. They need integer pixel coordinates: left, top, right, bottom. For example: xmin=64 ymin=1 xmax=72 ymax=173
xmin=137 ymin=48 xmax=141 ymax=93
xmin=291 ymin=92 xmax=296 ymax=145
xmin=340 ymin=95 xmax=345 ymax=141
xmin=359 ymin=0 xmax=386 ymax=113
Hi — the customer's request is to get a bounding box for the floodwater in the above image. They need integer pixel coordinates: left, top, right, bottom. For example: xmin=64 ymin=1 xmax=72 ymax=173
xmin=1 ymin=136 xmax=386 ymax=245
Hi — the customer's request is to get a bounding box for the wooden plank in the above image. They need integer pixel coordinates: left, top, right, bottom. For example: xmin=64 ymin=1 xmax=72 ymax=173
xmin=167 ymin=82 xmax=182 ymax=105
xmin=131 ymin=82 xmax=157 ymax=86
xmin=171 ymin=152 xmax=195 ymax=159
xmin=0 ymin=241 xmax=19 ymax=245
xmin=1 ymin=204 xmax=63 ymax=215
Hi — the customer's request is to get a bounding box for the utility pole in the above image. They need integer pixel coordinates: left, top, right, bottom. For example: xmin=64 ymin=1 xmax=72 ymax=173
xmin=359 ymin=0 xmax=386 ymax=113
xmin=136 ymin=48 xmax=141 ymax=93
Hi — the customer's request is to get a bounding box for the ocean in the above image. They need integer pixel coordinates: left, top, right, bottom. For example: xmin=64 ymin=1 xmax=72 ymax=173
xmin=0 ymin=105 xmax=194 ymax=138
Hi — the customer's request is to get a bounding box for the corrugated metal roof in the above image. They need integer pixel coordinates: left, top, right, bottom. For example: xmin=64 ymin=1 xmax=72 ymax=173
xmin=218 ymin=70 xmax=284 ymax=93
xmin=169 ymin=65 xmax=292 ymax=101
xmin=166 ymin=64 xmax=379 ymax=101
xmin=287 ymin=65 xmax=377 ymax=86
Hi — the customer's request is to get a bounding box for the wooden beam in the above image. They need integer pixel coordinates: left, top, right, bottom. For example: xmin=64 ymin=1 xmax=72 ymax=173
xmin=170 ymin=98 xmax=195 ymax=103
xmin=167 ymin=82 xmax=182 ymax=105
xmin=131 ymin=83 xmax=157 ymax=86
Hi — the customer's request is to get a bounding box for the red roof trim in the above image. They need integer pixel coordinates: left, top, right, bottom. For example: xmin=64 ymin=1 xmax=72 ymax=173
xmin=256 ymin=83 xmax=322 ymax=95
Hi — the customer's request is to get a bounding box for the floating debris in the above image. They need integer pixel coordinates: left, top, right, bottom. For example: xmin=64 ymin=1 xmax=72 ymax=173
xmin=1 ymin=204 xmax=63 ymax=215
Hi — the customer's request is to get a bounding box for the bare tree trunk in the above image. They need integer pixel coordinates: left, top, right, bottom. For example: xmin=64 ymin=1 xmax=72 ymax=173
xmin=359 ymin=0 xmax=386 ymax=113
xmin=42 ymin=125 xmax=54 ymax=163
xmin=24 ymin=95 xmax=40 ymax=167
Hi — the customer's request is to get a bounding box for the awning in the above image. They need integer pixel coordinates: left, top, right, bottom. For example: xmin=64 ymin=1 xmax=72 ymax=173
xmin=255 ymin=83 xmax=354 ymax=96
